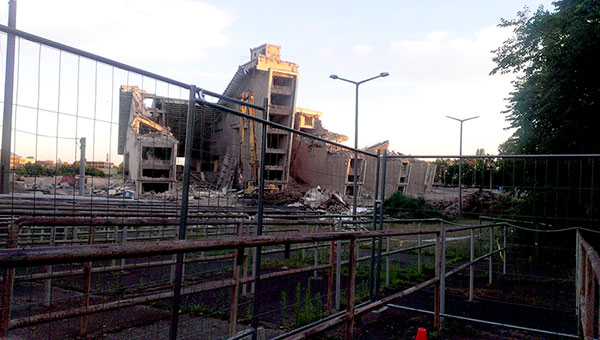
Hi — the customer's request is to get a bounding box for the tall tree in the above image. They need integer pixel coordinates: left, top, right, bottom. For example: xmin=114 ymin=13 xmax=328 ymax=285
xmin=491 ymin=0 xmax=600 ymax=154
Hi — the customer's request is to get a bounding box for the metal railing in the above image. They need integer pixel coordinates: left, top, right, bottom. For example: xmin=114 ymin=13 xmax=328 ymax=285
xmin=576 ymin=230 xmax=600 ymax=340
xmin=0 ymin=219 xmax=506 ymax=340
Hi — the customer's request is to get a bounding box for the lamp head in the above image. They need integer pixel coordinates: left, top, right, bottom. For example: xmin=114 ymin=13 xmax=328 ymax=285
xmin=329 ymin=74 xmax=338 ymax=80
xmin=379 ymin=72 xmax=389 ymax=77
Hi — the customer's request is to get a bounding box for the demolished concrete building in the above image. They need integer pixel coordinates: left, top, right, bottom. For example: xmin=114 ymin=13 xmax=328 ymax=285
xmin=118 ymin=86 xmax=178 ymax=196
xmin=118 ymin=43 xmax=435 ymax=203
xmin=291 ymin=109 xmax=436 ymax=201
xmin=212 ymin=44 xmax=299 ymax=192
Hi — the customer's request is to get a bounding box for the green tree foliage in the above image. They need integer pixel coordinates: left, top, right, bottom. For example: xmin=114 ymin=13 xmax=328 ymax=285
xmin=14 ymin=163 xmax=53 ymax=177
xmin=491 ymin=1 xmax=600 ymax=154
xmin=383 ymin=191 xmax=450 ymax=219
xmin=14 ymin=162 xmax=104 ymax=177
xmin=434 ymin=156 xmax=497 ymax=188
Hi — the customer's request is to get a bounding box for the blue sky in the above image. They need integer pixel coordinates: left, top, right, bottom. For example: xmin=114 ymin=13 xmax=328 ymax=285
xmin=1 ymin=0 xmax=554 ymax=162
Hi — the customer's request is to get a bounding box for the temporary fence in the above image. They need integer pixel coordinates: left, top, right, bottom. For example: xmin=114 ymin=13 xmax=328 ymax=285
xmin=385 ymin=154 xmax=600 ymax=227
xmin=0 ymin=15 xmax=598 ymax=340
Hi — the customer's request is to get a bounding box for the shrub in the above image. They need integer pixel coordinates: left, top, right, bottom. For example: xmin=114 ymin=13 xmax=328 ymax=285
xmin=383 ymin=191 xmax=450 ymax=219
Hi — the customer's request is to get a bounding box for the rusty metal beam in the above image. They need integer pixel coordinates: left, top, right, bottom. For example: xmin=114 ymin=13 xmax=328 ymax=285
xmin=0 ymin=229 xmax=441 ymax=269
xmin=344 ymin=238 xmax=357 ymax=340
xmin=6 ymin=262 xmax=331 ymax=331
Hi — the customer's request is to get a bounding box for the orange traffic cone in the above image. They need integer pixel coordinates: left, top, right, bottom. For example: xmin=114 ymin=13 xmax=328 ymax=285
xmin=415 ymin=327 xmax=427 ymax=340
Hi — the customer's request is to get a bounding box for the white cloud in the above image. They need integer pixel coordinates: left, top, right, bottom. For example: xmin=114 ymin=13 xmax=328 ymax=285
xmin=16 ymin=0 xmax=235 ymax=63
xmin=380 ymin=25 xmax=516 ymax=154
xmin=317 ymin=47 xmax=335 ymax=61
xmin=352 ymin=44 xmax=372 ymax=55
xmin=388 ymin=25 xmax=510 ymax=84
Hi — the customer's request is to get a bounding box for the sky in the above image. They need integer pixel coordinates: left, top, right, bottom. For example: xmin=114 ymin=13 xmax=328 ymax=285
xmin=0 ymin=0 xmax=555 ymax=162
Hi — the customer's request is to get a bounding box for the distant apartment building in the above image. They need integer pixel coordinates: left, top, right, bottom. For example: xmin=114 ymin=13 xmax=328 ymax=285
xmin=0 ymin=151 xmax=23 ymax=169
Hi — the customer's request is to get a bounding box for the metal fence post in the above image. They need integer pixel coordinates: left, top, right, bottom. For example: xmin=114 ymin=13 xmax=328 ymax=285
xmin=284 ymin=243 xmax=290 ymax=259
xmin=335 ymin=219 xmax=342 ymax=311
xmin=440 ymin=222 xmax=446 ymax=319
xmin=242 ymin=222 xmax=249 ymax=297
xmin=576 ymin=229 xmax=580 ymax=315
xmin=584 ymin=255 xmax=595 ymax=339
xmin=251 ymin=98 xmax=268 ymax=340
xmin=79 ymin=137 xmax=86 ymax=196
xmin=417 ymin=222 xmax=422 ymax=272
xmin=169 ymin=226 xmax=177 ymax=284
xmin=80 ymin=226 xmax=95 ymax=337
xmin=169 ymin=85 xmax=196 ymax=340
xmin=376 ymin=150 xmax=387 ymax=299
xmin=314 ymin=225 xmax=319 ymax=278
xmin=578 ymin=231 xmax=587 ymax=339
xmin=434 ymin=230 xmax=441 ymax=328
xmin=503 ymin=225 xmax=507 ymax=275
xmin=369 ymin=149 xmax=380 ymax=301
xmin=344 ymin=237 xmax=358 ymax=340
xmin=469 ymin=226 xmax=474 ymax=302
xmin=0 ymin=268 xmax=14 ymax=337
xmin=229 ymin=223 xmax=244 ymax=337
xmin=578 ymin=236 xmax=586 ymax=339
xmin=0 ymin=223 xmax=18 ymax=337
xmin=121 ymin=226 xmax=127 ymax=269
xmin=327 ymin=229 xmax=335 ymax=313
xmin=385 ymin=222 xmax=390 ymax=287
xmin=478 ymin=218 xmax=482 ymax=257
xmin=44 ymin=226 xmax=56 ymax=307
xmin=0 ymin=0 xmax=16 ymax=195
xmin=489 ymin=226 xmax=493 ymax=285
xmin=74 ymin=226 xmax=79 ymax=245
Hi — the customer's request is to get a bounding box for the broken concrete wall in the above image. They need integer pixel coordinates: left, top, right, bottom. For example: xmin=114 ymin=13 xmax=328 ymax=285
xmin=291 ymin=133 xmax=437 ymax=202
xmin=362 ymin=156 xmax=401 ymax=200
xmin=405 ymin=161 xmax=428 ymax=196
xmin=213 ymin=44 xmax=299 ymax=191
xmin=214 ymin=69 xmax=270 ymax=189
xmin=290 ymin=137 xmax=348 ymax=194
xmin=119 ymin=86 xmax=178 ymax=196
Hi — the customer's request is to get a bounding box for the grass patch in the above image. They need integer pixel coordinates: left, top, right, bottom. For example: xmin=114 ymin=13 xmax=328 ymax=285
xmin=384 ymin=191 xmax=452 ymax=220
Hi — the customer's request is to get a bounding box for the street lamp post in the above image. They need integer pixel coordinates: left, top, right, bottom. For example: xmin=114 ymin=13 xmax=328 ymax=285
xmin=330 ymin=72 xmax=389 ymax=218
xmin=446 ymin=115 xmax=479 ymax=217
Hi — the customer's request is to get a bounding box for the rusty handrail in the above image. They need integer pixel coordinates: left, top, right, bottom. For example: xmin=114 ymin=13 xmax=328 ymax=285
xmin=0 ymin=229 xmax=439 ymax=268
xmin=0 ymin=217 xmax=512 ymax=339
xmin=576 ymin=230 xmax=600 ymax=340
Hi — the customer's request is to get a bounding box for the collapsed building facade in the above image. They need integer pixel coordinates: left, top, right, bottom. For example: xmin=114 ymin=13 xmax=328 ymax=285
xmin=118 ymin=43 xmax=435 ymax=201
xmin=212 ymin=44 xmax=299 ymax=192
xmin=292 ymin=109 xmax=436 ymax=201
xmin=118 ymin=86 xmax=178 ymax=196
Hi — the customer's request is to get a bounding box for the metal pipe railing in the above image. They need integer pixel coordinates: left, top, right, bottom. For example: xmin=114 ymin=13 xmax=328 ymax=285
xmin=0 ymin=215 xmax=530 ymax=340
xmin=0 ymin=24 xmax=190 ymax=89
xmin=385 ymin=154 xmax=600 ymax=159
xmin=576 ymin=230 xmax=600 ymax=339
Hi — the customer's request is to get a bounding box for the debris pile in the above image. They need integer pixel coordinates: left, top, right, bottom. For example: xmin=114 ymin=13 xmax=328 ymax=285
xmin=263 ymin=190 xmax=304 ymax=207
xmin=429 ymin=199 xmax=457 ymax=215
xmin=302 ymin=186 xmax=348 ymax=211
xmin=462 ymin=190 xmax=505 ymax=215
xmin=92 ymin=180 xmax=133 ymax=197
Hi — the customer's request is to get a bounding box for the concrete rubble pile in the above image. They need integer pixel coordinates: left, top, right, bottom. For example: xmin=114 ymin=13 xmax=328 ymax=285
xmin=429 ymin=199 xmax=457 ymax=215
xmin=301 ymin=186 xmax=348 ymax=211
